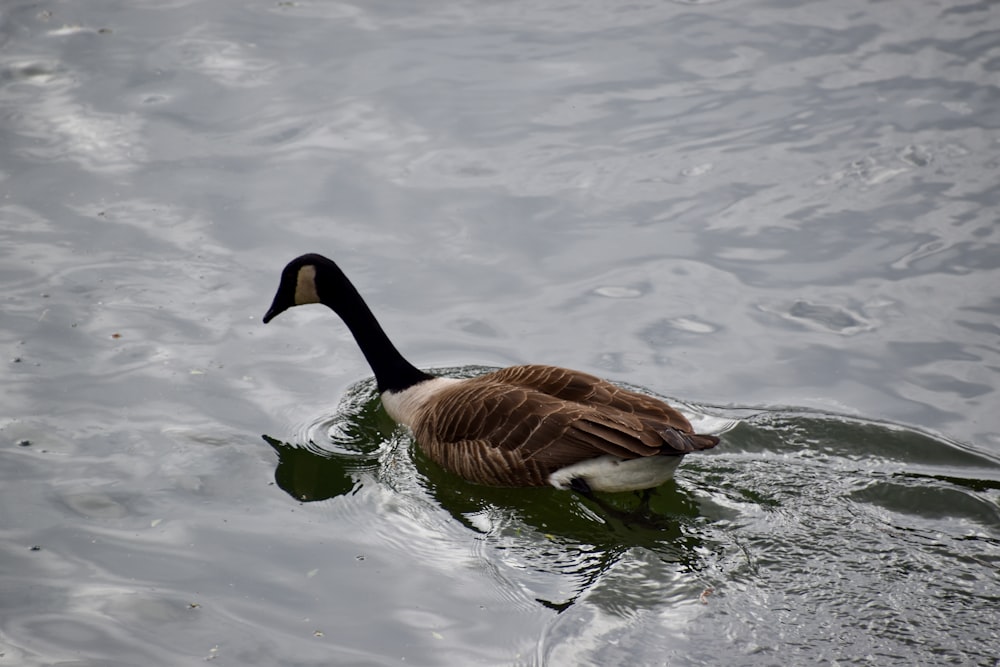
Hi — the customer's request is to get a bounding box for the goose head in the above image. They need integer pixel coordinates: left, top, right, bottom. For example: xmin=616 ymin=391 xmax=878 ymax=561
xmin=262 ymin=253 xmax=432 ymax=393
xmin=263 ymin=253 xmax=339 ymax=323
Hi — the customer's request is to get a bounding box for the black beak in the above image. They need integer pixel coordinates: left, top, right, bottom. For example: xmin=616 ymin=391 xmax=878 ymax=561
xmin=263 ymin=297 xmax=286 ymax=323
xmin=264 ymin=259 xmax=305 ymax=324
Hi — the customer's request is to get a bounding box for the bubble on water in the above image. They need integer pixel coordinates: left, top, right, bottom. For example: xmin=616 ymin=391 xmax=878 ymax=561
xmin=668 ymin=317 xmax=717 ymax=334
xmin=899 ymin=145 xmax=932 ymax=167
xmin=61 ymin=491 xmax=128 ymax=519
xmin=759 ymin=299 xmax=875 ymax=336
xmin=593 ymin=285 xmax=643 ymax=298
xmin=681 ymin=163 xmax=713 ymax=177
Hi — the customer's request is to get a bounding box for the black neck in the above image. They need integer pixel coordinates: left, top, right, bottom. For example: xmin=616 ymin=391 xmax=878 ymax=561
xmin=326 ymin=274 xmax=432 ymax=394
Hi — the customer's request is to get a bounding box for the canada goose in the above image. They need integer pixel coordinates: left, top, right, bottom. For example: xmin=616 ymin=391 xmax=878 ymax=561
xmin=263 ymin=254 xmax=720 ymax=493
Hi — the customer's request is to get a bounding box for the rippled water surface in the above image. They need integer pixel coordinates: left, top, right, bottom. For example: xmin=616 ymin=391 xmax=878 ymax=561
xmin=2 ymin=0 xmax=999 ymax=665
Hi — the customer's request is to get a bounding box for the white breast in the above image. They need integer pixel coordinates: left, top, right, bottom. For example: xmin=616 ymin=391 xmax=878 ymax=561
xmin=548 ymin=455 xmax=683 ymax=493
xmin=380 ymin=376 xmax=462 ymax=427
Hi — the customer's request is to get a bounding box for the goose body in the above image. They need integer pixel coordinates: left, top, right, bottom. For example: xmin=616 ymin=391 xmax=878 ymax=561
xmin=264 ymin=254 xmax=720 ymax=492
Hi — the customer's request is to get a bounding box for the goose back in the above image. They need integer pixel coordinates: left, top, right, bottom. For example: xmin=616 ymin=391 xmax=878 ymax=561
xmin=409 ymin=365 xmax=719 ymax=487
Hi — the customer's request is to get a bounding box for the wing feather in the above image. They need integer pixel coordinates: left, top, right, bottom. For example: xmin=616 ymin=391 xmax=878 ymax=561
xmin=486 ymin=365 xmax=695 ymax=432
xmin=410 ymin=367 xmax=719 ymax=487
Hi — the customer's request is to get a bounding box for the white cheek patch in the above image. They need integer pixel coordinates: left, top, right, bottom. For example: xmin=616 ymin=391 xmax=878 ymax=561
xmin=295 ymin=265 xmax=320 ymax=305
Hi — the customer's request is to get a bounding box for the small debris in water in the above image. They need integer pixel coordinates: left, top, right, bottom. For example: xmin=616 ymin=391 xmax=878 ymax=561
xmin=699 ymin=587 xmax=714 ymax=604
xmin=313 ymin=630 xmax=324 ymax=638
xmin=111 ymin=332 xmax=122 ymax=339
xmin=188 ymin=602 xmax=200 ymax=609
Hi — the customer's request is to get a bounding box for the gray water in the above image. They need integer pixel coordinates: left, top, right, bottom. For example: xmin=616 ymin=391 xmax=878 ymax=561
xmin=2 ymin=0 xmax=999 ymax=665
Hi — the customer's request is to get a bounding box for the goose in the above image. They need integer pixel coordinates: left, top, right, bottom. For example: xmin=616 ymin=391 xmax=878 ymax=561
xmin=263 ymin=254 xmax=720 ymax=494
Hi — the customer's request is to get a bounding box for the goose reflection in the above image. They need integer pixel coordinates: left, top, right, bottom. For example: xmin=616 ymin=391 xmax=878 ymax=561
xmin=263 ymin=374 xmax=714 ymax=530
xmin=262 ymin=374 xmax=719 ymax=611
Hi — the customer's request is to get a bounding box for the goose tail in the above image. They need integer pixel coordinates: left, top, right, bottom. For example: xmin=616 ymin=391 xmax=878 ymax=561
xmin=661 ymin=429 xmax=721 ymax=454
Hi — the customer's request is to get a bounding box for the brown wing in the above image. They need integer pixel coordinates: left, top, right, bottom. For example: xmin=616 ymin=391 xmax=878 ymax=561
xmin=411 ymin=368 xmax=718 ymax=487
xmin=484 ymin=365 xmax=697 ymax=432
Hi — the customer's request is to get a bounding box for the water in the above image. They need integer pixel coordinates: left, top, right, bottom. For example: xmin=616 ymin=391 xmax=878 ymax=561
xmin=2 ymin=0 xmax=999 ymax=664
